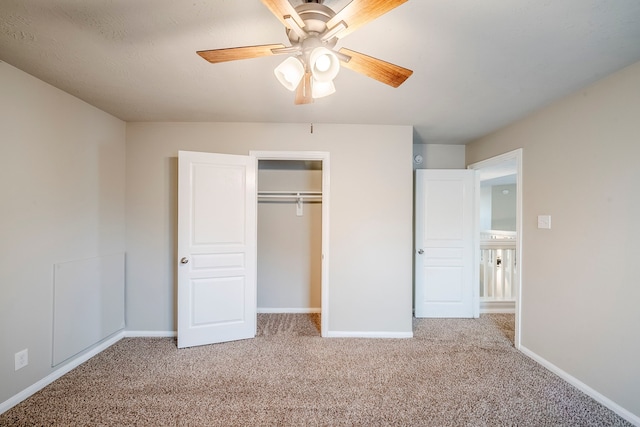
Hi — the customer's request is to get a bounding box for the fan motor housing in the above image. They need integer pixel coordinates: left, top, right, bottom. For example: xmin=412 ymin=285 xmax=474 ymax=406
xmin=287 ymin=3 xmax=337 ymax=46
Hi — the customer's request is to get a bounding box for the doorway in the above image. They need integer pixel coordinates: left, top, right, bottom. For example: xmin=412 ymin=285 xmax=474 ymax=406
xmin=251 ymin=151 xmax=330 ymax=337
xmin=467 ymin=149 xmax=522 ymax=349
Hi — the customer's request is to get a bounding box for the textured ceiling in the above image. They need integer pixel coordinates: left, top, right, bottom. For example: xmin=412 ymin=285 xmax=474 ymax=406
xmin=2 ymin=0 xmax=640 ymax=144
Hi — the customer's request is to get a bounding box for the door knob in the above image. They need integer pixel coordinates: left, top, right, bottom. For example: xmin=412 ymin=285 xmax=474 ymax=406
xmin=180 ymin=257 xmax=189 ymax=264
xmin=417 ymin=249 xmax=424 ymax=255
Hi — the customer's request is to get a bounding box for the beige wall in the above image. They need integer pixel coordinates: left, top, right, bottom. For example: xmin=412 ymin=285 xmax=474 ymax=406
xmin=466 ymin=61 xmax=640 ymax=419
xmin=413 ymin=143 xmax=465 ymax=169
xmin=257 ymin=162 xmax=322 ymax=311
xmin=125 ymin=122 xmax=414 ymax=335
xmin=0 ymin=63 xmax=126 ymax=404
xmin=491 ymin=184 xmax=517 ymax=231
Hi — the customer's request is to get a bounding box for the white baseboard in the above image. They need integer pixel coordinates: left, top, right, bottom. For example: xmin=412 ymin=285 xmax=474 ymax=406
xmin=520 ymin=345 xmax=640 ymax=426
xmin=257 ymin=308 xmax=321 ymax=314
xmin=480 ymin=300 xmax=515 ymax=314
xmin=125 ymin=330 xmax=176 ymax=338
xmin=0 ymin=330 xmax=125 ymax=415
xmin=326 ymin=331 xmax=413 ymax=339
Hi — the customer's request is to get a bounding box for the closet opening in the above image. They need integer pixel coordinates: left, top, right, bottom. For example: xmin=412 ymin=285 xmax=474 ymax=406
xmin=252 ymin=151 xmax=330 ymax=337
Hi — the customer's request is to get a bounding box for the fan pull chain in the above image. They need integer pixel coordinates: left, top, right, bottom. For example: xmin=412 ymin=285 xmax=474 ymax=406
xmin=310 ymin=123 xmax=314 ymax=134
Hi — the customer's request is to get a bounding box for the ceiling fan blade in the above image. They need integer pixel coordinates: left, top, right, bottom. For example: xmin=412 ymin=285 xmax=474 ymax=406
xmin=339 ymin=48 xmax=413 ymax=88
xmin=261 ymin=0 xmax=306 ymax=31
xmin=326 ymin=0 xmax=408 ymax=39
xmin=295 ymin=72 xmax=313 ymax=105
xmin=197 ymin=44 xmax=286 ymax=63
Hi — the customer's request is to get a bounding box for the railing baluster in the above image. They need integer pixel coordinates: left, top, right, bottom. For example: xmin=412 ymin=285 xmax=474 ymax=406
xmin=479 ymin=232 xmax=516 ymax=305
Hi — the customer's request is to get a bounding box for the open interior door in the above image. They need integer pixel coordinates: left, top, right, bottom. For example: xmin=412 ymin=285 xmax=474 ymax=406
xmin=415 ymin=169 xmax=479 ymax=318
xmin=177 ymin=151 xmax=256 ymax=348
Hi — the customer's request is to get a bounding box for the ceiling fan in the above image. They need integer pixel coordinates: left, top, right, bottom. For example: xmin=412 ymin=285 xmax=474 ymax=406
xmin=197 ymin=0 xmax=413 ymax=104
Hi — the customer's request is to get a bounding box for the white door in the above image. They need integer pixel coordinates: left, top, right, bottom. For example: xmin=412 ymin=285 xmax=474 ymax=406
xmin=415 ymin=169 xmax=478 ymax=318
xmin=177 ymin=151 xmax=257 ymax=348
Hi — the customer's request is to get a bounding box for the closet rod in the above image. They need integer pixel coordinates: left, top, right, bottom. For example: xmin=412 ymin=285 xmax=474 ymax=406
xmin=257 ymin=191 xmax=322 ymax=195
xmin=257 ymin=191 xmax=322 ymax=199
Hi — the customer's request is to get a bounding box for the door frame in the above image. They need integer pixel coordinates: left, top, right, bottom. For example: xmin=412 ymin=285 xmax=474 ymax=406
xmin=250 ymin=150 xmax=330 ymax=337
xmin=467 ymin=148 xmax=523 ymax=349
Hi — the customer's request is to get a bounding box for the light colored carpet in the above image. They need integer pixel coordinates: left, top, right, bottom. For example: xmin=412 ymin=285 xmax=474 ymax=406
xmin=0 ymin=314 xmax=631 ymax=426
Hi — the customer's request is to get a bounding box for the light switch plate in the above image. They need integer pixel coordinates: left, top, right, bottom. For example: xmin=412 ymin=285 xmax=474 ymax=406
xmin=537 ymin=215 xmax=551 ymax=229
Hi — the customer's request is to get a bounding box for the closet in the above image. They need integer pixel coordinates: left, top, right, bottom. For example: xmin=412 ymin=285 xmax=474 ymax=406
xmin=177 ymin=150 xmax=328 ymax=347
xmin=256 ymin=159 xmax=323 ymax=315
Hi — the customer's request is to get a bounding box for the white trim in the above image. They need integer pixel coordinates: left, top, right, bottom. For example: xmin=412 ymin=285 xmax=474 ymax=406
xmin=480 ymin=300 xmax=516 ymax=313
xmin=326 ymin=331 xmax=414 ymax=339
xmin=520 ymin=346 xmax=640 ymax=426
xmin=0 ymin=330 xmax=125 ymax=415
xmin=250 ymin=150 xmax=330 ymax=338
xmin=473 ymin=170 xmax=480 ymax=318
xmin=257 ymin=308 xmax=321 ymax=314
xmin=125 ymin=330 xmax=177 ymax=338
xmin=468 ymin=148 xmax=523 ymax=350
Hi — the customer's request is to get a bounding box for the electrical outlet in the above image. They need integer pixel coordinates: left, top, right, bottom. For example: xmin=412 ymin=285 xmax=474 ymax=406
xmin=15 ymin=349 xmax=28 ymax=371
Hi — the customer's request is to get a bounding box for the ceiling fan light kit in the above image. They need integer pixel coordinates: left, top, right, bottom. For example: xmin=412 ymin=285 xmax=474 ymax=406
xmin=311 ymin=79 xmax=336 ymax=99
xmin=274 ymin=56 xmax=305 ymax=90
xmin=197 ymin=0 xmax=413 ymax=104
xmin=308 ymin=46 xmax=340 ymax=82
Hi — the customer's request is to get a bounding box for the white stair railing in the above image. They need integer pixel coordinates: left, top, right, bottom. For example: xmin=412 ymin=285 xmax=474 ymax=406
xmin=480 ymin=231 xmax=516 ymax=312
